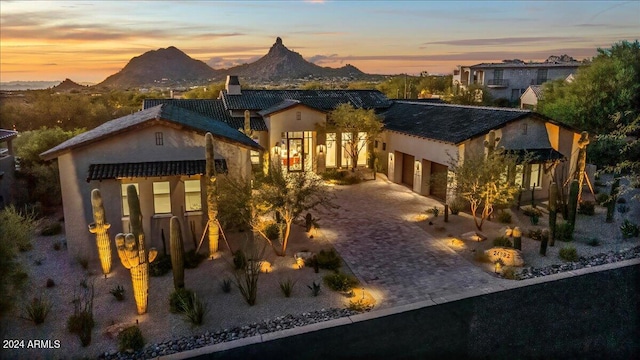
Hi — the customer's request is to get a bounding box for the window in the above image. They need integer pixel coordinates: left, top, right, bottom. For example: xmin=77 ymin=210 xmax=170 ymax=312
xmin=511 ymin=89 xmax=521 ymax=101
xmin=184 ymin=180 xmax=202 ymax=212
xmin=536 ymin=69 xmax=548 ymax=85
xmin=121 ymin=183 xmax=139 ymax=216
xmin=155 ymin=132 xmax=163 ymax=146
xmin=326 ymin=132 xmax=336 ymax=168
xmin=382 ymin=142 xmax=386 ymax=151
xmin=494 ymin=69 xmax=503 ymax=80
xmin=153 ymin=181 xmax=171 ymax=214
xmin=296 ymin=111 xmax=301 ymax=120
xmin=529 ymin=164 xmax=541 ymax=189
xmin=374 ymin=140 xmax=379 ymax=149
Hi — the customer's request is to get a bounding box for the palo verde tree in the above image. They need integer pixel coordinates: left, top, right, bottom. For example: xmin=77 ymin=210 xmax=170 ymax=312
xmin=447 ymin=131 xmax=523 ymax=231
xmin=254 ymin=161 xmax=335 ymax=256
xmin=328 ymin=103 xmax=383 ymax=171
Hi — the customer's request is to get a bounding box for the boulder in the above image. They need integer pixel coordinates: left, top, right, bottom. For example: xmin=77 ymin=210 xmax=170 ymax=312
xmin=484 ymin=247 xmax=524 ymax=267
xmin=460 ymin=231 xmax=487 ymax=242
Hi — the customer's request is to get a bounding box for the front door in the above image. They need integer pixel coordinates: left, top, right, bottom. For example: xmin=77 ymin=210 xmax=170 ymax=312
xmin=401 ymin=153 xmax=415 ymax=187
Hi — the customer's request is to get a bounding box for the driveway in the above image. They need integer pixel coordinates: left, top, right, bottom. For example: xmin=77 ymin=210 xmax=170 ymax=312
xmin=319 ymin=175 xmax=506 ymax=308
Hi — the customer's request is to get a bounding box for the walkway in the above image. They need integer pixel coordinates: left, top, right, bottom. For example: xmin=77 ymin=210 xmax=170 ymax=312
xmin=319 ymin=175 xmax=505 ymax=308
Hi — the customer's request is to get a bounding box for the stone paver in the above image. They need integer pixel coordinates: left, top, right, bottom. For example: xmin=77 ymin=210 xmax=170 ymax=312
xmin=319 ymin=175 xmax=506 ymax=308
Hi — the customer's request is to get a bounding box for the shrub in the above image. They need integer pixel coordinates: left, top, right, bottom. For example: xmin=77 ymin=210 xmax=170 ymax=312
xmin=426 ymin=206 xmax=440 ymax=217
xmin=180 ymin=292 xmax=208 ymax=325
xmin=278 ymin=278 xmax=296 ymax=297
xmin=587 ymin=238 xmax=600 ymax=247
xmin=232 ymin=242 xmax=266 ymax=306
xmin=149 ymin=254 xmax=172 ymax=276
xmin=23 ymin=296 xmax=51 ymax=325
xmin=67 ymin=279 xmax=95 ymax=347
xmin=448 ymin=197 xmax=466 ymax=215
xmin=308 ymin=281 xmax=321 ymax=296
xmin=522 ymin=207 xmax=542 ymax=218
xmin=578 ymin=201 xmax=595 ymax=216
xmin=501 ymin=266 xmax=518 ymax=280
xmin=595 ymin=193 xmax=609 ymax=205
xmin=323 ymin=272 xmax=358 ymax=292
xmin=321 ymin=169 xmax=361 ymax=185
xmin=233 ymin=250 xmax=247 ymax=270
xmin=618 ymin=204 xmax=630 ymax=214
xmin=169 ymin=288 xmax=194 ymax=313
xmin=220 ymin=278 xmax=232 ymax=293
xmin=527 ymin=228 xmax=543 ymax=241
xmin=264 ymin=222 xmax=280 ymax=241
xmin=313 ymin=248 xmax=341 ymax=271
xmin=46 ymin=278 xmax=55 ymax=288
xmin=347 ymin=298 xmax=374 ymax=312
xmin=496 ymin=210 xmax=512 ymax=224
xmin=109 ymin=285 xmax=125 ymax=301
xmin=559 ymin=246 xmax=579 ymax=262
xmin=41 ymin=221 xmax=62 ymax=236
xmin=184 ymin=250 xmax=206 ymax=269
xmin=0 ymin=206 xmax=36 ymax=252
xmin=555 ymin=222 xmax=573 ymax=242
xmin=492 ymin=236 xmax=513 ymax=248
xmin=118 ymin=326 xmax=145 ymax=352
xmin=620 ymin=220 xmax=640 ymax=239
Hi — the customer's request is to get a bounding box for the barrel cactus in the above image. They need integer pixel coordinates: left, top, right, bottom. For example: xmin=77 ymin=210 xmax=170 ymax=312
xmin=170 ymin=216 xmax=185 ymax=290
xmin=115 ymin=185 xmax=157 ymax=315
xmin=205 ymin=132 xmax=219 ymax=258
xmin=88 ymin=189 xmax=112 ymax=275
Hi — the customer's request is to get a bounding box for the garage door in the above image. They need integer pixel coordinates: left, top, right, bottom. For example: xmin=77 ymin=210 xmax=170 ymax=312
xmin=430 ymin=162 xmax=448 ymax=200
xmin=401 ymin=153 xmax=415 ymax=187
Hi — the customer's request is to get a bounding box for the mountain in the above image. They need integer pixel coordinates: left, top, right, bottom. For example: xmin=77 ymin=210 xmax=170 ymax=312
xmin=221 ymin=37 xmax=367 ymax=81
xmin=0 ymin=81 xmax=61 ymax=91
xmin=52 ymin=78 xmax=86 ymax=92
xmin=95 ymin=46 xmax=219 ymax=88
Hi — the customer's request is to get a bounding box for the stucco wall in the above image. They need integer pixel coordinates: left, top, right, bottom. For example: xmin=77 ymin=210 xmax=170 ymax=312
xmin=57 ymin=123 xmax=252 ymax=261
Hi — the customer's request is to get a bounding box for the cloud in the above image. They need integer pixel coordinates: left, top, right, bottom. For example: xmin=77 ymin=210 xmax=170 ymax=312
xmin=422 ymin=37 xmax=585 ymax=47
xmin=206 ymin=55 xmax=262 ymax=69
xmin=307 ymin=53 xmax=338 ymax=64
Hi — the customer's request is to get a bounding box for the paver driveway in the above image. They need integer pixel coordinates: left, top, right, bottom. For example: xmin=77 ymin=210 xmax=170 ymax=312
xmin=319 ymin=175 xmax=505 ymax=308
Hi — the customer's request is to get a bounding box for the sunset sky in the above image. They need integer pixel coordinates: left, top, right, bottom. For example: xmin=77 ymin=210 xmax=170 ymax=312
xmin=1 ymin=0 xmax=639 ymax=83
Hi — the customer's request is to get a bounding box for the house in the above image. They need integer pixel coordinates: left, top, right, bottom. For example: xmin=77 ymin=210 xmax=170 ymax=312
xmin=377 ymin=101 xmax=582 ymax=203
xmin=0 ymin=129 xmax=18 ymax=208
xmin=520 ymin=73 xmax=576 ymax=110
xmin=144 ymin=75 xmax=391 ymax=174
xmin=40 ymin=104 xmax=261 ymax=260
xmin=453 ymin=60 xmax=580 ymax=103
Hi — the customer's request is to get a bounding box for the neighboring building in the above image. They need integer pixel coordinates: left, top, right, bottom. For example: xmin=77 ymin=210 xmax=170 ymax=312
xmin=0 ymin=129 xmax=18 ymax=208
xmin=40 ymin=104 xmax=261 ymax=260
xmin=453 ymin=60 xmax=581 ymax=103
xmin=377 ymin=101 xmax=582 ymax=203
xmin=520 ymin=85 xmax=543 ymax=110
xmin=144 ymin=75 xmax=391 ymax=174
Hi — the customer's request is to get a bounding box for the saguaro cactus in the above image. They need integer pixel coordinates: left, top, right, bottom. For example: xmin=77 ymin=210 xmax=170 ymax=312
xmin=115 ymin=185 xmax=157 ymax=315
xmin=205 ymin=132 xmax=219 ymax=258
xmin=88 ymin=189 xmax=112 ymax=275
xmin=549 ymin=182 xmax=558 ymax=247
xmin=170 ymin=216 xmax=185 ymax=290
xmin=568 ymin=179 xmax=579 ymax=233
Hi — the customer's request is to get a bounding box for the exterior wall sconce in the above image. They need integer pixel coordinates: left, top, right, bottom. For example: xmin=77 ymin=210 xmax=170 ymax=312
xmin=317 ymin=144 xmax=326 ymax=154
xmin=389 ymin=153 xmax=394 ymax=161
xmin=415 ymin=161 xmax=421 ymax=172
xmin=272 ymin=146 xmax=281 ymax=156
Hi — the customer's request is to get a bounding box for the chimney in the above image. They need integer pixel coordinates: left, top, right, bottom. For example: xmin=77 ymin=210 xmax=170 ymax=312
xmin=225 ymin=75 xmax=241 ymax=95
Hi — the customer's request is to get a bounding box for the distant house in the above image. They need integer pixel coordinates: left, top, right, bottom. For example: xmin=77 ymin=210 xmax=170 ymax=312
xmin=40 ymin=104 xmax=261 ymax=260
xmin=453 ymin=60 xmax=581 ymax=103
xmin=520 ymin=73 xmax=576 ymax=110
xmin=377 ymin=102 xmax=582 ymax=203
xmin=0 ymin=129 xmax=18 ymax=208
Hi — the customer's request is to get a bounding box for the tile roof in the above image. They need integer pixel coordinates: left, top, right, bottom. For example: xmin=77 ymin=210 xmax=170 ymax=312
xmin=0 ymin=129 xmax=18 ymax=142
xmin=380 ymin=101 xmax=532 ymax=144
xmin=529 ymin=85 xmax=544 ymax=99
xmin=220 ymin=89 xmax=391 ymax=111
xmin=467 ymin=62 xmax=582 ymax=69
xmin=257 ymin=99 xmax=324 ymax=117
xmin=143 ymin=99 xmax=268 ymax=131
xmin=86 ymin=160 xmax=227 ymax=181
xmin=41 ymin=104 xmax=261 ymax=160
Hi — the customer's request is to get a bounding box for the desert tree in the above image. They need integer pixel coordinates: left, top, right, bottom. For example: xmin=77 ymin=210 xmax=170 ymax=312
xmin=447 ymin=133 xmax=522 ymax=231
xmin=328 ymin=103 xmax=383 ymax=171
